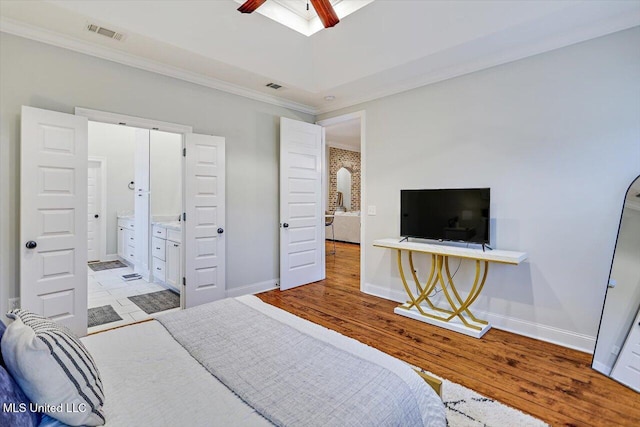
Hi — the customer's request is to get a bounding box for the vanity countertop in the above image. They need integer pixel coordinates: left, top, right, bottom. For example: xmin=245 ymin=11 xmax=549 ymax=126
xmin=152 ymin=221 xmax=182 ymax=231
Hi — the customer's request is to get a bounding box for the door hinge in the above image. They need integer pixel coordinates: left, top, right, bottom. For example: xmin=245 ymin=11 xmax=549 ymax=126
xmin=182 ymin=277 xmax=186 ymax=287
xmin=183 ymin=148 xmax=186 ymax=157
xmin=182 ymin=212 xmax=186 ymax=221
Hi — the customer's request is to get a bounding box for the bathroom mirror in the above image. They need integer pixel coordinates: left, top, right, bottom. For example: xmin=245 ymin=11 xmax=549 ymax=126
xmin=336 ymin=167 xmax=352 ymax=211
xmin=592 ymin=175 xmax=640 ymax=392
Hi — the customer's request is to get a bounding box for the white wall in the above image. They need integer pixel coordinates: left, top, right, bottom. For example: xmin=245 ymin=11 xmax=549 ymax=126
xmin=319 ymin=27 xmax=640 ymax=351
xmin=150 ymin=130 xmax=182 ymax=219
xmin=88 ymin=122 xmax=137 ymax=256
xmin=0 ymin=33 xmax=314 ymax=314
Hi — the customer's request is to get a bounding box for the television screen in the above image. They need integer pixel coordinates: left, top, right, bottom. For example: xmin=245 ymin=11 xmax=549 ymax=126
xmin=400 ymin=188 xmax=490 ymax=244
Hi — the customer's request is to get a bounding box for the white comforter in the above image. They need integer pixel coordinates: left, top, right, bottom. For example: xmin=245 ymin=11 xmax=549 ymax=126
xmin=75 ymin=295 xmax=445 ymax=426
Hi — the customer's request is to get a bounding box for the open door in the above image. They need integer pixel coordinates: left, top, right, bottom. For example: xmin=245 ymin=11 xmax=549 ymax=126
xmin=184 ymin=133 xmax=226 ymax=307
xmin=21 ymin=106 xmax=88 ymax=336
xmin=279 ymin=117 xmax=325 ymax=291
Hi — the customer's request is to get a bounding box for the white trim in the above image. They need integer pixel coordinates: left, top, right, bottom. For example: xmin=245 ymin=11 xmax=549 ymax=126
xmin=362 ymin=282 xmax=408 ymax=305
xmin=225 ymin=279 xmax=279 ymax=298
xmin=76 ymin=108 xmax=193 ymax=134
xmin=88 ymin=156 xmax=107 ymax=262
xmin=326 ymin=141 xmax=361 ymax=153
xmin=0 ymin=17 xmax=316 ymax=115
xmin=317 ymin=111 xmax=366 ymax=292
xmin=4 ymin=12 xmax=637 ymax=117
xmin=363 ymin=281 xmax=596 ymax=352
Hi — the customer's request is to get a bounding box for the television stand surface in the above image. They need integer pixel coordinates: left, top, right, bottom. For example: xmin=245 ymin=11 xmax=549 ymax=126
xmin=373 ymin=238 xmax=527 ymax=338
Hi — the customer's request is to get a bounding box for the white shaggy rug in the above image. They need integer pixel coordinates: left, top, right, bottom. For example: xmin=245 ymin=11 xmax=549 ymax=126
xmin=416 ymin=368 xmax=549 ymax=427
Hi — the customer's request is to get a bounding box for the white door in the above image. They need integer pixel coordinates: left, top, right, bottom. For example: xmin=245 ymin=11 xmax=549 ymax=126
xmin=611 ymin=307 xmax=640 ymax=392
xmin=20 ymin=106 xmax=88 ymax=336
xmin=184 ymin=133 xmax=225 ymax=308
xmin=87 ymin=159 xmax=102 ymax=262
xmin=279 ymin=117 xmax=325 ymax=291
xmin=134 ymin=129 xmax=150 ymax=279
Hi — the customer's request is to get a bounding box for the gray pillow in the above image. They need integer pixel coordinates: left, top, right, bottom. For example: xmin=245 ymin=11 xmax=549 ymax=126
xmin=1 ymin=310 xmax=105 ymax=426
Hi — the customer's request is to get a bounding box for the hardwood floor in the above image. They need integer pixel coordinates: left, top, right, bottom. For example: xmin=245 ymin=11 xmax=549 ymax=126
xmin=258 ymin=241 xmax=640 ymax=427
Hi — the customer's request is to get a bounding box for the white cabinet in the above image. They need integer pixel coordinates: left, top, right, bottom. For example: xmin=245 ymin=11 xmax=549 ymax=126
xmin=117 ymin=218 xmax=135 ymax=265
xmin=152 ymin=223 xmax=181 ymax=292
xmin=117 ymin=226 xmax=125 ymax=259
xmin=166 ymin=240 xmax=181 ymax=289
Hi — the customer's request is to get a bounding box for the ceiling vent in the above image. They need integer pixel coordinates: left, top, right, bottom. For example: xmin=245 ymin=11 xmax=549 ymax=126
xmin=266 ymin=83 xmax=283 ymax=90
xmin=87 ymin=23 xmax=125 ymax=41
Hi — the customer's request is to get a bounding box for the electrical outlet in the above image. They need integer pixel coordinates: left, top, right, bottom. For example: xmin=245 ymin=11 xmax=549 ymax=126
xmin=8 ymin=297 xmax=20 ymax=310
xmin=611 ymin=345 xmax=621 ymax=356
xmin=367 ymin=205 xmax=376 ymax=216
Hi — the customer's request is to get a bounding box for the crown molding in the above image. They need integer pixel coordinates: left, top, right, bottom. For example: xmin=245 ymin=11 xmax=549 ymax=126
xmin=0 ymin=17 xmax=318 ymax=116
xmin=2 ymin=12 xmax=639 ymax=118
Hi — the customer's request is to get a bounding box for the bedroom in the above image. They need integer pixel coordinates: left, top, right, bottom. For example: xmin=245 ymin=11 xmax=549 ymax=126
xmin=1 ymin=1 xmax=639 ymax=426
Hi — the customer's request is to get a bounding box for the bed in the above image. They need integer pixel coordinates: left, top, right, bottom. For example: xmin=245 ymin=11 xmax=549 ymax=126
xmin=1 ymin=295 xmax=446 ymax=427
xmin=330 ymin=211 xmax=361 ymax=244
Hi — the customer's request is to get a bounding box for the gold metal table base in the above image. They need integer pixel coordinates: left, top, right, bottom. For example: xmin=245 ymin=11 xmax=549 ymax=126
xmin=395 ymin=250 xmax=491 ymax=338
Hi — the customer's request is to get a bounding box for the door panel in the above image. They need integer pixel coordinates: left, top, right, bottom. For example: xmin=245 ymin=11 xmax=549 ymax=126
xmin=21 ymin=106 xmax=88 ymax=336
xmin=134 ymin=129 xmax=150 ymax=278
xmin=184 ymin=133 xmax=225 ymax=308
xmin=279 ymin=117 xmax=324 ymax=291
xmin=611 ymin=307 xmax=640 ymax=392
xmin=87 ymin=160 xmax=102 ymax=262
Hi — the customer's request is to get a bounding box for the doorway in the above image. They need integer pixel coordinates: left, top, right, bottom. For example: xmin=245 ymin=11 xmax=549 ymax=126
xmin=317 ymin=112 xmax=365 ymax=288
xmin=86 ymin=121 xmax=183 ymax=332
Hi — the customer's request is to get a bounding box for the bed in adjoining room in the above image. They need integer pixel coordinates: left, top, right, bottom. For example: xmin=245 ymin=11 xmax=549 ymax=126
xmin=1 ymin=295 xmax=446 ymax=427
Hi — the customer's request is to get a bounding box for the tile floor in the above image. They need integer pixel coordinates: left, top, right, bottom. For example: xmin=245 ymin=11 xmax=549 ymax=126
xmin=87 ymin=264 xmax=180 ymax=334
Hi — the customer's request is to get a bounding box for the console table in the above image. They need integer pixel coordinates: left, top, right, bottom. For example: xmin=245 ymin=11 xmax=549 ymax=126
xmin=373 ymin=238 xmax=528 ymax=338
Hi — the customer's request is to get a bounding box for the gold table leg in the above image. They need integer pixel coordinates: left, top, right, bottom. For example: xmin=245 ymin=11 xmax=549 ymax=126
xmin=396 ymin=249 xmax=490 ymax=333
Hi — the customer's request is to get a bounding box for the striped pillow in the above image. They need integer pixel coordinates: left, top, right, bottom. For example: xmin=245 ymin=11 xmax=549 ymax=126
xmin=1 ymin=310 xmax=105 ymax=426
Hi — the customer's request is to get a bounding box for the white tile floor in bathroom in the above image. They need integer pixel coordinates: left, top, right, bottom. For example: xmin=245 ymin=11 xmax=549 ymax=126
xmin=87 ymin=264 xmax=180 ymax=334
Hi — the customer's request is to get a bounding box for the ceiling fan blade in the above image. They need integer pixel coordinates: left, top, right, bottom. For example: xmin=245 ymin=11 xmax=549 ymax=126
xmin=237 ymin=0 xmax=267 ymax=14
xmin=310 ymin=0 xmax=340 ymax=28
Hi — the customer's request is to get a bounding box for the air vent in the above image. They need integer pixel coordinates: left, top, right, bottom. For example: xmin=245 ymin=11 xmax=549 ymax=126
xmin=87 ymin=23 xmax=125 ymax=41
xmin=266 ymin=83 xmax=283 ymax=90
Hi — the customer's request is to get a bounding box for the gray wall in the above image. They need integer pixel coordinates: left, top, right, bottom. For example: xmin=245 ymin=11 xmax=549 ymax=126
xmin=318 ymin=27 xmax=640 ymax=351
xmin=0 ymin=33 xmax=313 ymax=313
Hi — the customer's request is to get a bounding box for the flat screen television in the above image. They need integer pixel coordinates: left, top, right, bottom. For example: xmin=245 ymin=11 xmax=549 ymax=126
xmin=400 ymin=188 xmax=490 ymax=244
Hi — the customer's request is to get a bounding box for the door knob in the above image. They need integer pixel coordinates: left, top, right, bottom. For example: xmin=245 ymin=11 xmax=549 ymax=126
xmin=94 ymin=214 xmax=99 ymax=219
xmin=217 ymin=228 xmax=224 ymax=234
xmin=283 ymin=223 xmax=289 ymax=228
xmin=25 ymin=241 xmax=37 ymax=249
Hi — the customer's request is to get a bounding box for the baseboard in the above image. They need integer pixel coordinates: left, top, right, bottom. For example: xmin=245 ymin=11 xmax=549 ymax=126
xmin=362 ymin=282 xmax=408 ymax=304
xmin=362 ymin=282 xmax=596 ymax=353
xmin=102 ymin=254 xmax=120 ymax=262
xmin=226 ymin=279 xmax=279 ymax=298
xmin=473 ymin=309 xmax=596 ymax=353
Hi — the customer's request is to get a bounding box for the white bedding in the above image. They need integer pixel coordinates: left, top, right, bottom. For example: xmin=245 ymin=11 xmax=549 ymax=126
xmin=77 ymin=295 xmax=444 ymax=426
xmin=330 ymin=212 xmax=361 ymax=243
xmin=82 ymin=319 xmax=271 ymax=427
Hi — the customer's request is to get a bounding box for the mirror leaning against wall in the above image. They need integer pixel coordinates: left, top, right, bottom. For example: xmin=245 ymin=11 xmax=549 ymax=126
xmin=592 ymin=174 xmax=640 ymax=392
